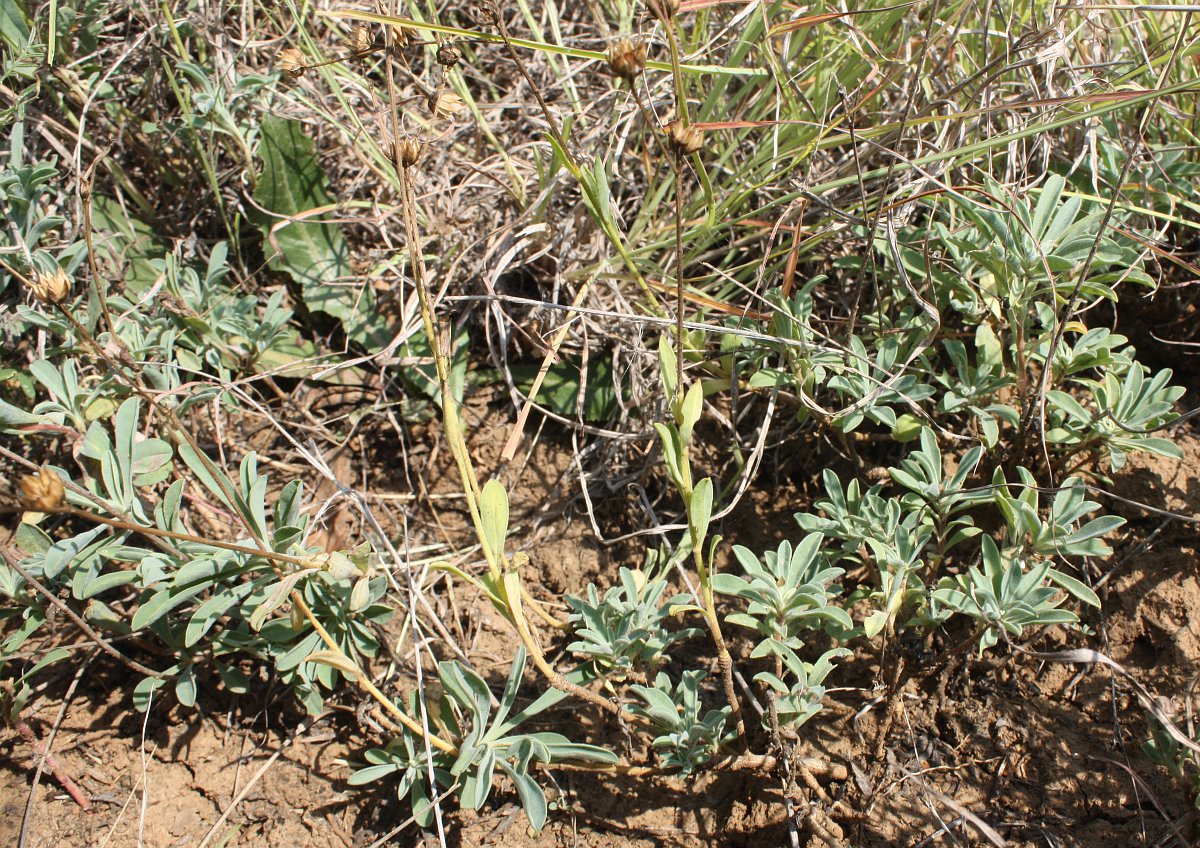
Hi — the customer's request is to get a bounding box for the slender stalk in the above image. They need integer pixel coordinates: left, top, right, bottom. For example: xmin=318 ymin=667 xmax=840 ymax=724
xmin=12 ymin=719 xmax=91 ymax=810
xmin=653 ymin=1 xmax=689 ymax=128
xmin=687 ymin=513 xmax=746 ymax=746
xmin=655 ymin=2 xmax=742 ymax=740
xmin=396 ymin=155 xmax=626 ymax=715
xmin=673 ymin=156 xmax=686 ymax=400
xmin=290 ymin=587 xmax=457 ymax=754
xmin=49 ymin=508 xmax=309 ymax=565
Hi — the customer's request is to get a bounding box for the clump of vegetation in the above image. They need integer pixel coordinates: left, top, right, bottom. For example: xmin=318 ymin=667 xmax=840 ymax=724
xmin=1 ymin=0 xmax=1198 ymax=844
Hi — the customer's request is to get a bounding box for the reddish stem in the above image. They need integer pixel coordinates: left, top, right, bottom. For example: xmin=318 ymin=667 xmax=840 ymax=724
xmin=14 ymin=719 xmax=92 ymax=811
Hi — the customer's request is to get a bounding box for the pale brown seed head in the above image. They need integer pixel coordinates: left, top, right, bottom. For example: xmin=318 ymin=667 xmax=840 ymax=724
xmin=30 ymin=267 xmax=71 ymax=305
xmin=666 ymin=120 xmax=704 ymax=157
xmin=19 ymin=467 xmax=65 ymax=512
xmin=388 ymin=25 xmax=410 ymax=54
xmin=350 ymin=25 xmax=373 ymax=54
xmin=436 ymin=43 xmax=462 ymax=68
xmin=277 ymin=47 xmax=306 ymax=79
xmin=473 ymin=0 xmax=499 ymax=26
xmin=607 ymin=38 xmax=646 ymax=83
xmin=394 ymin=136 xmax=424 ymax=169
xmin=431 ymin=89 xmax=465 ymax=120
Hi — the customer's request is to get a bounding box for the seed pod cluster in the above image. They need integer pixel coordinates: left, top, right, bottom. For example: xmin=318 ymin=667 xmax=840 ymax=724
xmin=395 ymin=136 xmax=424 ymax=169
xmin=30 ymin=267 xmax=71 ymax=305
xmin=277 ymin=47 xmax=306 ymax=79
xmin=431 ymin=89 xmax=464 ymax=120
xmin=666 ymin=120 xmax=704 ymax=157
xmin=607 ymin=38 xmax=646 ymax=84
xmin=350 ymin=25 xmax=373 ymax=54
xmin=436 ymin=43 xmax=462 ymax=68
xmin=19 ymin=467 xmax=65 ymax=512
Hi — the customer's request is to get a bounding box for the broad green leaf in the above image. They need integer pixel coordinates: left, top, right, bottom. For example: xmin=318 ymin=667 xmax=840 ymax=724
xmin=0 ymin=396 xmax=41 ymax=431
xmin=863 ymin=609 xmax=889 ymax=639
xmin=277 ymin=630 xmax=322 ymax=672
xmin=507 ymin=767 xmax=548 ymax=832
xmin=1062 ymin=515 xmax=1125 ymax=546
xmin=483 ymin=649 xmax=525 ymax=736
xmin=349 ymin=575 xmax=371 ymax=612
xmin=346 ymin=763 xmax=400 ymax=785
xmin=84 ymin=600 xmax=130 ymax=635
xmin=252 ymin=116 xmax=386 ymax=347
xmin=186 ymin=582 xmax=255 ymax=647
xmin=677 ymin=380 xmax=704 ymax=442
xmin=76 ymin=570 xmax=138 ymax=600
xmin=216 ymin=662 xmax=251 ymax=694
xmin=1031 ymin=173 xmax=1065 ymax=239
xmin=658 ymin=335 xmax=678 ymax=400
xmin=891 ymin=413 xmax=923 ymax=443
xmin=13 ymin=521 xmax=52 ymax=555
xmin=1047 ymin=568 xmax=1101 ymax=608
xmin=41 ymin=526 xmax=108 ymax=580
xmin=178 ymin=443 xmax=238 ymax=515
xmin=133 ymin=584 xmax=205 ymax=631
xmin=87 ymin=195 xmax=168 ymax=293
xmin=654 ymin=422 xmax=684 ymax=490
xmin=509 ymin=356 xmax=619 ymax=422
xmin=747 ymin=368 xmax=789 ymax=389
xmin=0 ymin=0 xmax=30 ymax=47
xmin=15 ymin=647 xmax=69 ymax=686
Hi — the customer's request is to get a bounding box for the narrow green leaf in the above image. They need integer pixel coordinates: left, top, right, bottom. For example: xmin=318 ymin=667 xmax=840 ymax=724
xmin=304 ymin=650 xmax=361 ymax=680
xmin=178 ymin=443 xmax=237 ymax=514
xmin=689 ymin=477 xmax=714 ymax=545
xmin=250 ymin=568 xmax=319 ymax=632
xmin=1047 ymin=569 xmax=1102 ymax=608
xmin=480 ymin=479 xmax=510 ymax=561
xmin=76 ymin=570 xmax=137 ymax=600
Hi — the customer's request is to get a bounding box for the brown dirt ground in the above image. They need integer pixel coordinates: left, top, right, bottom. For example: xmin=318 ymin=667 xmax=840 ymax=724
xmin=2 ymin=403 xmax=1198 ymax=848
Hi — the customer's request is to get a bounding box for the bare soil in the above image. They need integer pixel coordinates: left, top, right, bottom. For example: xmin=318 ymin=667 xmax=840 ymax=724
xmin=3 ymin=407 xmax=1198 ymax=848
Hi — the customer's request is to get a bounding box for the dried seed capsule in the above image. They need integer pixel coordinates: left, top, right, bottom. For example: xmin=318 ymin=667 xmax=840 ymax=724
xmin=473 ymin=0 xmax=499 ymax=26
xmin=277 ymin=47 xmax=306 ymax=79
xmin=431 ymin=89 xmax=464 ymax=120
xmin=350 ymin=25 xmax=373 ymax=54
xmin=30 ymin=267 xmax=71 ymax=304
xmin=666 ymin=120 xmax=704 ymax=157
xmin=394 ymin=136 xmax=424 ymax=169
xmin=607 ymin=38 xmax=646 ymax=84
xmin=19 ymin=467 xmax=65 ymax=512
xmin=388 ymin=24 xmax=410 ymax=54
xmin=436 ymin=43 xmax=461 ymax=68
